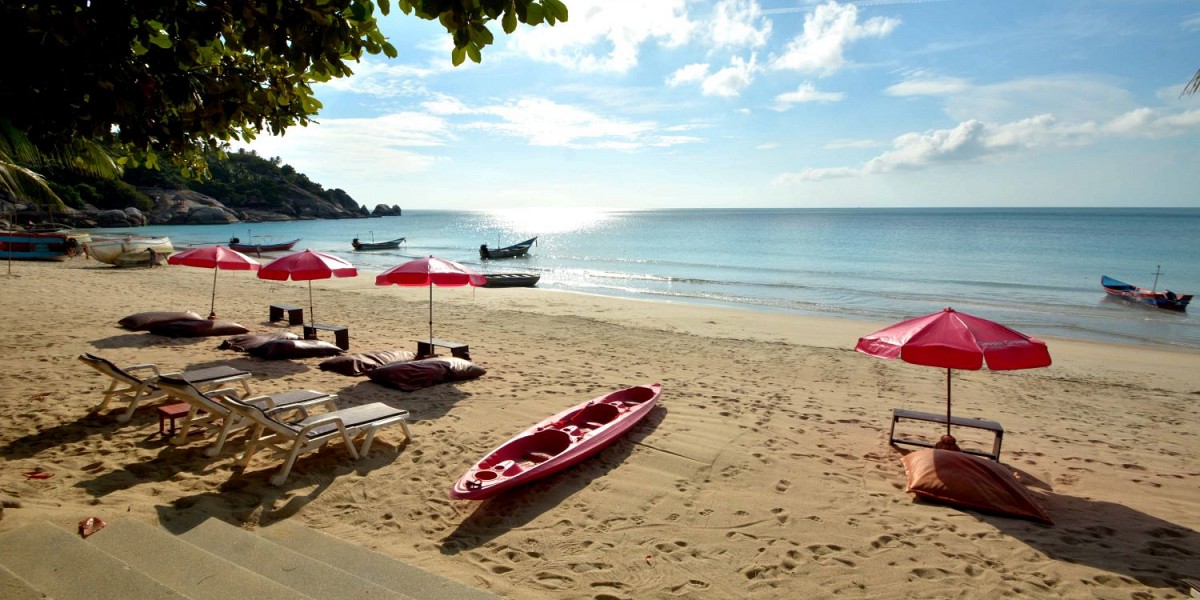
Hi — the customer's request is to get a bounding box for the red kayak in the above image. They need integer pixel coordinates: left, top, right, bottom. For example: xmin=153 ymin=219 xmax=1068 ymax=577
xmin=450 ymin=383 xmax=661 ymax=500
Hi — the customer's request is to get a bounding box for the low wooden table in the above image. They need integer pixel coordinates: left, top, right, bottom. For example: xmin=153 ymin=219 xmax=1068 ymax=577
xmin=304 ymin=323 xmax=349 ymax=350
xmin=156 ymin=403 xmax=192 ymax=438
xmin=415 ymin=338 xmax=470 ymax=360
xmin=889 ymin=408 xmax=1005 ymax=461
xmin=269 ymin=303 xmax=304 ymax=326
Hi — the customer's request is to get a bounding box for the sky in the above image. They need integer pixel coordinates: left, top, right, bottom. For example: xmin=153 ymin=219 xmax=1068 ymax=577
xmin=239 ymin=0 xmax=1200 ymax=210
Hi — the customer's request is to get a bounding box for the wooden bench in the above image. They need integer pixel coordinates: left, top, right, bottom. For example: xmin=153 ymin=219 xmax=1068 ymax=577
xmin=415 ymin=338 xmax=470 ymax=360
xmin=304 ymin=323 xmax=349 ymax=350
xmin=269 ymin=303 xmax=304 ymax=326
xmin=889 ymin=408 xmax=1005 ymax=461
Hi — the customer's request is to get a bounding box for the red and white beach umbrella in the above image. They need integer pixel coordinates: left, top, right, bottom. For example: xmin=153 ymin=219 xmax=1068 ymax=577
xmin=167 ymin=245 xmax=261 ymax=319
xmin=855 ymin=307 xmax=1052 ymax=435
xmin=258 ymin=249 xmax=357 ymax=326
xmin=375 ymin=256 xmax=486 ymax=345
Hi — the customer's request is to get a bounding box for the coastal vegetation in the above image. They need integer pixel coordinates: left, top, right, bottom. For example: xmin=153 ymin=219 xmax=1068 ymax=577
xmin=0 ymin=0 xmax=567 ymax=216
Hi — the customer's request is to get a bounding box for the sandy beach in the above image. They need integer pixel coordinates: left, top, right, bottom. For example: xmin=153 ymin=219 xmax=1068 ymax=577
xmin=1 ymin=257 xmax=1197 ymax=599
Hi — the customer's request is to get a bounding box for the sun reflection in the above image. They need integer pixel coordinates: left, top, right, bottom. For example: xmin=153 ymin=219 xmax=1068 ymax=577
xmin=483 ymin=207 xmax=615 ymax=235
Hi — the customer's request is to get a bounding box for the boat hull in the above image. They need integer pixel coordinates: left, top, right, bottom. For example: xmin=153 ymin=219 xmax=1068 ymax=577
xmin=450 ymin=383 xmax=661 ymax=500
xmin=1101 ymin=275 xmax=1191 ymax=312
xmin=87 ymin=236 xmax=174 ymax=265
xmin=0 ymin=231 xmax=77 ymax=261
xmin=480 ymin=237 xmax=536 ymax=260
xmin=352 ymin=237 xmax=405 ymax=251
xmin=228 ymin=238 xmax=299 ymax=253
xmin=482 ymin=273 xmax=541 ymax=288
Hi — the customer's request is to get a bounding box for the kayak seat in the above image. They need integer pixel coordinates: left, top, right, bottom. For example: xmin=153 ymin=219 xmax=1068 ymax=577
xmin=524 ymin=428 xmax=572 ymax=463
xmin=575 ymin=403 xmax=620 ymax=427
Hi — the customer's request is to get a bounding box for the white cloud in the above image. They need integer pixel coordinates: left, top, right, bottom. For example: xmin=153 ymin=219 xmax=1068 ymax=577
xmin=777 ymin=107 xmax=1200 ymax=182
xmin=667 ymin=63 xmax=711 ymax=87
xmin=509 ymin=0 xmax=695 ymax=73
xmin=448 ymin=97 xmax=702 ymax=150
xmin=886 ymin=76 xmax=970 ymax=97
xmin=701 ymin=55 xmax=758 ymax=97
xmin=944 ymin=75 xmax=1138 ymax=123
xmin=772 ymin=82 xmax=845 ymax=110
xmin=710 ymin=0 xmax=772 ymax=49
xmin=825 ymin=138 xmax=884 ymax=149
xmin=770 ymin=1 xmax=899 ymax=75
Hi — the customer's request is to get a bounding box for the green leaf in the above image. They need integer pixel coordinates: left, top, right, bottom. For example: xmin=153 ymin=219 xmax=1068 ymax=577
xmin=467 ymin=43 xmax=482 ymax=64
xmin=382 ymin=41 xmax=398 ymax=58
xmin=468 ymin=23 xmax=494 ymax=47
xmin=149 ymin=33 xmax=173 ymax=49
xmin=545 ymin=0 xmax=569 ymax=21
xmin=452 ymin=45 xmax=466 ymax=66
xmin=526 ymin=3 xmax=545 ymax=25
xmin=502 ymin=9 xmax=517 ymax=33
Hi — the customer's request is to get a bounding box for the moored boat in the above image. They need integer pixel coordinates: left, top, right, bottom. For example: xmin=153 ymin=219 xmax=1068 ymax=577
xmin=0 ymin=230 xmax=79 ymax=260
xmin=450 ymin=383 xmax=661 ymax=500
xmin=481 ymin=273 xmax=541 ymax=288
xmin=228 ymin=236 xmax=299 ymax=254
xmin=85 ymin=236 xmax=173 ymax=266
xmin=1102 ymin=269 xmax=1191 ymax=312
xmin=352 ymin=236 xmax=405 ymax=251
xmin=480 ymin=236 xmax=536 ymax=260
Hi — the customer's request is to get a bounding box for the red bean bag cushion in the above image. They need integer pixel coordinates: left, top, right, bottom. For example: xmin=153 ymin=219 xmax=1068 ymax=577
xmin=148 ymin=319 xmax=250 ymax=338
xmin=118 ymin=311 xmax=204 ymax=331
xmin=247 ymin=339 xmax=343 ymax=360
xmin=218 ymin=332 xmax=300 ymax=352
xmin=367 ymin=360 xmax=452 ymax=391
xmin=902 ymin=449 xmax=1051 ymax=524
xmin=319 ymin=350 xmax=417 ymax=376
xmin=417 ymin=357 xmax=486 ymax=381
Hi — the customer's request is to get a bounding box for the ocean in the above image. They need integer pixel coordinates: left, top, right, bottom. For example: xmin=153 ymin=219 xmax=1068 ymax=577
xmin=86 ymin=207 xmax=1200 ymax=350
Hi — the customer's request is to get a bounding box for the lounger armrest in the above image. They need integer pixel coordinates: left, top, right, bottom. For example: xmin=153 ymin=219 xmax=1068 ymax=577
xmin=127 ymin=364 xmax=162 ymax=376
xmin=203 ymin=388 xmax=244 ymax=401
xmin=296 ymin=416 xmax=348 ymax=436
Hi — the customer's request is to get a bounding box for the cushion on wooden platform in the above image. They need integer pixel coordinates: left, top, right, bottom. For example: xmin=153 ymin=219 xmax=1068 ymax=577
xmin=902 ymin=449 xmax=1051 ymax=524
xmin=118 ymin=311 xmax=204 ymax=331
xmin=319 ymin=350 xmax=417 ymax=376
xmin=148 ymin=319 xmax=250 ymax=338
xmin=218 ymin=331 xmax=300 ymax=352
xmin=247 ymin=339 xmax=343 ymax=360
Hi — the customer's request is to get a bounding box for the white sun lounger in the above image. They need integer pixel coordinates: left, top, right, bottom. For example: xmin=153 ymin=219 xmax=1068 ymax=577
xmin=78 ymin=352 xmax=252 ymax=423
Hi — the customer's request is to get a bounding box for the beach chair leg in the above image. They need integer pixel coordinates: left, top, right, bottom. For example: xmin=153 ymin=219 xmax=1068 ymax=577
xmin=358 ymin=428 xmax=380 ymax=455
xmin=237 ymin=424 xmax=267 ymax=466
xmin=117 ymin=383 xmax=154 ymax=423
xmin=206 ymin=413 xmax=243 ymax=457
xmin=270 ymin=442 xmax=308 ymax=486
xmin=169 ymin=406 xmax=203 ymax=445
xmin=92 ymin=381 xmax=123 ymax=414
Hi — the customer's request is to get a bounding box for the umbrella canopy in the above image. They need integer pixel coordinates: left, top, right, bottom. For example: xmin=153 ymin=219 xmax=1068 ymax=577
xmin=257 ymin=249 xmax=357 ymax=326
xmin=855 ymin=307 xmax=1051 ymax=435
xmin=375 ymin=256 xmax=486 ymax=345
xmin=166 ymin=246 xmax=261 ymax=319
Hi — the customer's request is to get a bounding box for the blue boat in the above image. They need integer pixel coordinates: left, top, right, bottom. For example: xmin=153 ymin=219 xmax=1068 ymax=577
xmin=480 ymin=236 xmax=536 ymax=260
xmin=0 ymin=231 xmax=78 ymax=260
xmin=1101 ymin=269 xmax=1191 ymax=312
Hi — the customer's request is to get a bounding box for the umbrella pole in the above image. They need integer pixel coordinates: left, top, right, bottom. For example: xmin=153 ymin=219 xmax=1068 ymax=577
xmin=428 ymin=284 xmax=434 ymax=345
xmin=209 ymin=268 xmax=218 ymax=319
xmin=308 ymin=280 xmax=315 ymax=327
xmin=945 ymin=368 xmax=952 ymax=436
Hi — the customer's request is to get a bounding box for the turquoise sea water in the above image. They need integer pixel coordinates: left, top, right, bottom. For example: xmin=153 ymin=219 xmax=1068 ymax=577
xmin=87 ymin=208 xmax=1200 ymax=350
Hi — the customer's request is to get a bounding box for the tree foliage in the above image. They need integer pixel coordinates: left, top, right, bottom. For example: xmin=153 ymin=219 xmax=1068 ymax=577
xmin=0 ymin=0 xmax=567 ymax=178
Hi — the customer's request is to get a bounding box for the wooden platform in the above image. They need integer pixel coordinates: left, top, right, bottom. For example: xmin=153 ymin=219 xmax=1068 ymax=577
xmin=889 ymin=408 xmax=1005 ymax=461
xmin=416 ymin=338 xmax=470 ymax=360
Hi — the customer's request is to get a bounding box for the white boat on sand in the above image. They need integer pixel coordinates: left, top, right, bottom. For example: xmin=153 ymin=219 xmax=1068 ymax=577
xmin=86 ymin=236 xmax=174 ymax=267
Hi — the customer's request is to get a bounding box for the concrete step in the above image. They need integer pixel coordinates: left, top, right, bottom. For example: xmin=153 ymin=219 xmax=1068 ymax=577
xmin=0 ymin=521 xmax=185 ymax=600
xmin=176 ymin=518 xmax=413 ymax=600
xmin=0 ymin=563 xmax=47 ymax=600
xmin=260 ymin=520 xmax=499 ymax=600
xmin=86 ymin=519 xmax=313 ymax=600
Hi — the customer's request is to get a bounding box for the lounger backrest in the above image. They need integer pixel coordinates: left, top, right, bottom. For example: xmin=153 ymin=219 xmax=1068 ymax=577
xmin=79 ymin=353 xmax=141 ymax=385
xmin=156 ymin=375 xmax=229 ymax=415
xmin=217 ymin=394 xmax=298 ymax=438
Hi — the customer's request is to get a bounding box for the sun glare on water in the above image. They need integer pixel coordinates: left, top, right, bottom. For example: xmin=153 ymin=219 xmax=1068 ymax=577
xmin=483 ymin=207 xmax=615 ymax=235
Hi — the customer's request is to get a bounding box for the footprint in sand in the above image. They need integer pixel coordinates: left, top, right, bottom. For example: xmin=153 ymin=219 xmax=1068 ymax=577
xmin=775 ymin=479 xmax=791 ymax=493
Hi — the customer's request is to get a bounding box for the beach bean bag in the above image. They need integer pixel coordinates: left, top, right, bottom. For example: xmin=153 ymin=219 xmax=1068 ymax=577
xmin=148 ymin=319 xmax=249 ymax=338
xmin=118 ymin=311 xmax=204 ymax=331
xmin=901 ymin=449 xmax=1051 ymax=524
xmin=218 ymin=331 xmax=300 ymax=352
xmin=367 ymin=360 xmax=452 ymax=391
xmin=418 ymin=357 xmax=487 ymax=381
xmin=248 ymin=339 xmax=343 ymax=360
xmin=319 ymin=350 xmax=417 ymax=377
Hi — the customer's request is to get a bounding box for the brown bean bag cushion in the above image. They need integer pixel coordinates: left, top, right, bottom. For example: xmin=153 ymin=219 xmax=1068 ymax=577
xmin=902 ymin=449 xmax=1051 ymax=524
xmin=418 ymin=357 xmax=486 ymax=381
xmin=367 ymin=360 xmax=452 ymax=391
xmin=218 ymin=331 xmax=300 ymax=352
xmin=247 ymin=339 xmax=343 ymax=360
xmin=148 ymin=319 xmax=250 ymax=338
xmin=118 ymin=311 xmax=204 ymax=331
xmin=319 ymin=350 xmax=417 ymax=376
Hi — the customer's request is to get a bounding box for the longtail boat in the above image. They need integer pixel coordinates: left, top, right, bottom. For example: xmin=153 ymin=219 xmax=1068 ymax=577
xmin=1102 ymin=268 xmax=1191 ymax=312
xmin=479 ymin=236 xmax=536 ymax=260
xmin=0 ymin=231 xmax=79 ymax=260
xmin=228 ymin=236 xmax=299 ymax=254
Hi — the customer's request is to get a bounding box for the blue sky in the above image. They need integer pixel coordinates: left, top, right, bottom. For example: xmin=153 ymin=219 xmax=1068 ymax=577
xmin=240 ymin=0 xmax=1200 ymax=210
